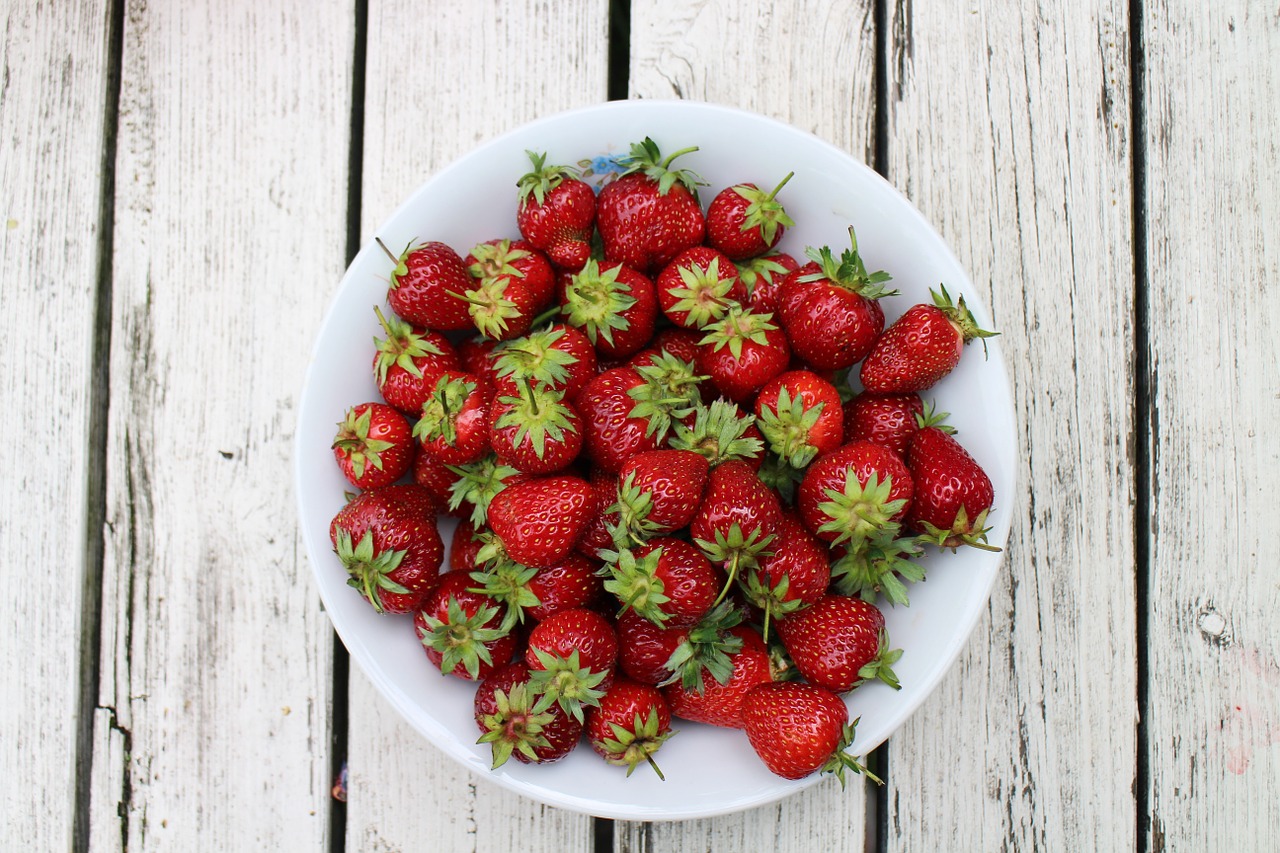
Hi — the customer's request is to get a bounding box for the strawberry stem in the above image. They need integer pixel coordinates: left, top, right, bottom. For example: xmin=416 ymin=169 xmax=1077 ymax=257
xmin=764 ymin=171 xmax=794 ymax=201
xmin=375 ymin=236 xmax=399 ymax=264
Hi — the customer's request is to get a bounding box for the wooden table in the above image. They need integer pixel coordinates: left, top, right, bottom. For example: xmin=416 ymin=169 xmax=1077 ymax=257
xmin=4 ymin=1 xmax=1276 ymax=849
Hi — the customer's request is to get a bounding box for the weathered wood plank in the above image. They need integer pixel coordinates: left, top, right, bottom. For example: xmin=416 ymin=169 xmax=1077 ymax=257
xmin=89 ymin=2 xmax=354 ymax=847
xmin=619 ymin=1 xmax=878 ymax=846
xmin=880 ymin=1 xmax=1137 ymax=849
xmin=343 ymin=1 xmax=608 ymax=846
xmin=1141 ymin=2 xmax=1280 ymax=848
xmin=0 ymin=1 xmax=112 ymax=847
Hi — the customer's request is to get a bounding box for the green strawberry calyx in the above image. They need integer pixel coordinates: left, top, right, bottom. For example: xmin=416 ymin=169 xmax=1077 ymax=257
xmin=667 ymin=255 xmax=739 ymax=328
xmin=599 ymin=545 xmax=672 ymax=627
xmin=446 ymin=455 xmax=522 ymax=528
xmin=735 ymin=252 xmax=791 ymax=297
xmin=916 ymin=503 xmax=1001 ymax=553
xmin=698 ymin=304 xmax=779 ymax=361
xmin=517 ymin=150 xmax=581 ymax=208
xmin=914 ymin=399 xmax=956 ymax=434
xmin=560 ymin=259 xmax=636 ymax=348
xmin=372 ymin=305 xmax=444 ymax=384
xmin=618 ymin=136 xmax=708 ymax=198
xmin=755 ymin=451 xmax=805 ymax=505
xmin=930 ymin=283 xmax=1000 ymax=357
xmin=628 ymin=352 xmax=706 ymax=442
xmin=741 ymin=569 xmax=807 ymax=643
xmin=829 ymin=529 xmax=926 ymax=607
xmin=495 ymin=380 xmax=578 ymax=460
xmin=799 ymin=226 xmax=897 ymax=299
xmin=599 ymin=708 xmax=674 ymax=780
xmin=468 ymin=558 xmax=540 ymax=631
xmin=669 ymin=399 xmax=764 ymax=468
xmin=492 ymin=325 xmax=578 ymax=389
xmin=756 ymin=385 xmax=826 ymax=469
xmin=334 ymin=527 xmax=408 ymax=614
xmin=823 ymin=719 xmax=884 ymax=788
xmin=661 ymin=600 xmax=745 ymax=693
xmin=476 ymin=683 xmax=559 ymax=769
xmin=528 ymin=648 xmax=609 ymax=724
xmin=418 ymin=596 xmax=509 ymax=680
xmin=732 ymin=172 xmax=796 ymax=244
xmin=816 ymin=468 xmax=907 ymax=551
xmin=855 ymin=627 xmax=904 ymax=691
xmin=331 ymin=405 xmax=395 ymax=481
xmin=413 ymin=374 xmax=478 ymax=447
xmin=694 ymin=523 xmax=776 ymax=605
xmin=375 ymin=236 xmax=414 ymax=290
xmin=608 ymin=471 xmax=665 ymax=547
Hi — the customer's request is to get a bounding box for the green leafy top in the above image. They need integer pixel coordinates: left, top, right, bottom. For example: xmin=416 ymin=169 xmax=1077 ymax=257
xmin=698 ymin=304 xmax=779 ymax=360
xmin=476 ymin=683 xmax=558 ymax=769
xmin=628 ymin=352 xmax=706 ymax=442
xmin=618 ymin=137 xmax=707 ymax=198
xmin=755 ymin=384 xmax=826 ymax=469
xmin=492 ymin=325 xmax=578 ymax=389
xmin=731 ymin=171 xmax=796 ymax=245
xmin=815 ymin=468 xmax=906 ymax=552
xmin=332 ymin=405 xmax=396 ymax=480
xmin=494 ymin=380 xmax=578 ymax=460
xmin=661 ymin=600 xmax=745 ymax=694
xmin=798 ymin=226 xmax=896 ymax=298
xmin=446 ymin=454 xmax=522 ymax=527
xmin=334 ymin=527 xmax=408 ymax=614
xmin=372 ymin=305 xmax=444 ymax=384
xmin=669 ymin=399 xmax=764 ymax=467
xmin=599 ymin=545 xmax=672 ymax=627
xmin=930 ymin=283 xmax=999 ymax=356
xmin=517 ymin=150 xmax=581 ymax=207
xmin=417 ymin=596 xmax=509 ymax=680
xmin=560 ymin=259 xmax=636 ymax=348
xmin=412 ymin=374 xmax=478 ymax=446
xmin=666 ymin=255 xmax=739 ymax=328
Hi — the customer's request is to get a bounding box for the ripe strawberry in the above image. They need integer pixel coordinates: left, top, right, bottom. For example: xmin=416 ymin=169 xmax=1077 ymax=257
xmin=741 ymin=511 xmax=831 ymax=639
xmin=461 ymin=239 xmax=555 ymax=341
xmin=906 ymin=426 xmax=1000 ymax=551
xmin=586 ymin=679 xmax=674 ymax=779
xmin=377 ymin=238 xmax=472 ymax=330
xmin=575 ymin=468 xmax=620 ymax=559
xmin=741 ymin=682 xmax=879 ymax=784
xmin=737 ymin=251 xmax=799 ymax=315
xmin=488 ymin=381 xmax=583 ymax=474
xmin=575 ymin=367 xmax=666 ymax=473
xmin=468 ymin=550 xmax=602 ymax=627
xmin=648 ymin=326 xmax=703 ymax=365
xmin=412 ymin=371 xmax=492 ymax=465
xmin=611 ymin=449 xmax=710 ymax=544
xmin=655 ymin=245 xmax=745 ymax=329
xmin=690 ymin=459 xmax=783 ymax=602
xmin=602 ymin=538 xmax=720 ymax=629
xmin=457 ymin=334 xmax=502 ymax=392
xmin=475 ymin=661 xmax=583 ymax=766
xmin=560 ymin=259 xmax=658 ymax=360
xmin=705 ymin=172 xmax=795 ymax=260
xmin=516 ymin=151 xmax=596 ymax=271
xmin=449 ymin=517 xmax=485 ymax=572
xmin=413 ymin=450 xmax=463 ymax=516
xmin=331 ymin=402 xmax=414 ymax=490
xmin=526 ymin=606 xmax=619 ymax=721
xmin=663 ymin=624 xmax=772 ymax=728
xmin=753 ymin=370 xmax=844 ymax=468
xmin=597 ymin=137 xmax=707 ymax=273
xmin=797 ymin=440 xmax=913 ymax=550
xmin=842 ymin=391 xmax=925 ymax=455
xmin=371 ymin=307 xmax=460 ymax=414
xmin=491 ymin=323 xmax=597 ymax=403
xmin=776 ymin=594 xmax=902 ymax=693
xmin=483 ymin=474 xmax=594 ymax=568
xmin=329 ymin=485 xmax=443 ymax=614
xmin=443 ymin=454 xmax=527 ymax=527
xmin=860 ymin=283 xmax=998 ymax=393
xmin=415 ymin=570 xmax=516 ymax=680
xmin=778 ymin=228 xmax=895 ymax=370
xmin=696 ymin=305 xmax=791 ymax=403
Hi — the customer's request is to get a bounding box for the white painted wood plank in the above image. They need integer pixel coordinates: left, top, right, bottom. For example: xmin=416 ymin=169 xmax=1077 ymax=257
xmin=1142 ymin=3 xmax=1280 ymax=848
xmin=0 ymin=2 xmax=112 ymax=847
xmin=90 ymin=3 xmax=354 ymax=848
xmin=880 ymin=1 xmax=1138 ymax=849
xmin=343 ymin=1 xmax=607 ymax=847
xmin=620 ymin=1 xmax=878 ymax=847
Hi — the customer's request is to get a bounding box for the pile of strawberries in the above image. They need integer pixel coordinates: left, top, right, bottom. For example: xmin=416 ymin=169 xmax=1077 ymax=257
xmin=327 ymin=138 xmax=999 ymax=785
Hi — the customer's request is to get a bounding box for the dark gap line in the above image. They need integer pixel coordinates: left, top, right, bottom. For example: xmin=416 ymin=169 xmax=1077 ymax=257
xmin=607 ymin=0 xmax=631 ymax=100
xmin=1129 ymin=0 xmax=1151 ymax=851
xmin=73 ymin=0 xmax=127 ymax=850
xmin=330 ymin=1 xmax=367 ymax=851
xmin=868 ymin=744 xmax=889 ymax=853
xmin=594 ymin=817 xmax=615 ymax=853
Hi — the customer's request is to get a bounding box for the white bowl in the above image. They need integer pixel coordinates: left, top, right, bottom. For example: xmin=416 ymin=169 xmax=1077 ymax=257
xmin=295 ymin=100 xmax=1016 ymax=820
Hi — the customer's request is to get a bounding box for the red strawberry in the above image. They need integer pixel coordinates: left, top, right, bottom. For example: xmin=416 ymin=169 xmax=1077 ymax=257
xmin=371 ymin=307 xmax=461 ymax=414
xmin=412 ymin=371 xmax=492 ymax=465
xmin=648 ymin=326 xmax=703 ymax=365
xmin=516 ymin=151 xmax=596 ymax=271
xmin=860 ymin=284 xmax=998 ymax=393
xmin=329 ymin=485 xmax=443 ymax=614
xmin=797 ymin=440 xmax=913 ymax=549
xmin=842 ymin=391 xmax=925 ymax=455
xmin=655 ymin=245 xmax=745 ymax=329
xmin=526 ymin=607 xmax=619 ymax=721
xmin=597 ymin=137 xmax=707 ymax=273
xmin=663 ymin=624 xmax=772 ymax=728
xmin=457 ymin=334 xmax=502 ymax=391
xmin=488 ymin=382 xmax=583 ymax=474
xmin=475 ymin=661 xmax=583 ymax=766
xmin=586 ymin=679 xmax=674 ymax=779
xmin=467 ymin=550 xmax=602 ymax=627
xmin=696 ymin=305 xmax=791 ymax=403
xmin=414 ymin=570 xmax=516 ymax=680
xmin=705 ymin=172 xmax=795 ymax=260
xmin=740 ymin=511 xmax=831 ymax=640
xmin=331 ymin=402 xmax=414 ymax=490
xmin=611 ymin=449 xmax=710 ymax=543
xmin=484 ymin=474 xmax=594 ymax=568
xmin=602 ymin=538 xmax=720 ymax=629
xmin=575 ymin=367 xmax=666 ymax=473
xmin=737 ymin=251 xmax=799 ymax=315
xmin=377 ymin=238 xmax=472 ymax=330
xmin=776 ymin=594 xmax=901 ymax=693
xmin=491 ymin=323 xmax=597 ymax=403
xmin=449 ymin=517 xmax=485 ymax=572
xmin=412 ymin=450 xmax=462 ymax=517
xmin=690 ymin=459 xmax=783 ymax=602
xmin=778 ymin=228 xmax=895 ymax=370
xmin=753 ymin=370 xmax=844 ymax=469
xmin=560 ymin=259 xmax=658 ymax=360
xmin=905 ymin=426 xmax=1000 ymax=551
xmin=741 ymin=682 xmax=879 ymax=784
xmin=442 ymin=454 xmax=528 ymax=528
xmin=461 ymin=239 xmax=555 ymax=341
xmin=575 ymin=468 xmax=620 ymax=559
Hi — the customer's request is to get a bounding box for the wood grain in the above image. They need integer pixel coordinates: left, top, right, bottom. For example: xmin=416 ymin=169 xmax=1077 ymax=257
xmin=880 ymin=0 xmax=1138 ymax=849
xmin=621 ymin=1 xmax=879 ymax=847
xmin=343 ymin=1 xmax=607 ymax=847
xmin=88 ymin=2 xmax=354 ymax=847
xmin=1141 ymin=2 xmax=1280 ymax=848
xmin=0 ymin=1 xmax=113 ymax=848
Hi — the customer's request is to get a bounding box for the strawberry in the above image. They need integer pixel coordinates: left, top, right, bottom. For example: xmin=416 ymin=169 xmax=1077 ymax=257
xmin=491 ymin=323 xmax=597 ymax=403
xmin=906 ymin=426 xmax=1000 ymax=551
xmin=443 ymin=454 xmax=527 ymax=527
xmin=377 ymin=238 xmax=473 ymax=330
xmin=740 ymin=511 xmax=831 ymax=640
xmin=655 ymin=245 xmax=745 ymax=329
xmin=468 ymin=551 xmax=602 ymax=627
xmin=690 ymin=459 xmax=783 ymax=602
xmin=414 ymin=570 xmax=516 ymax=680
xmin=331 ymin=402 xmax=414 ymax=490
xmin=488 ymin=381 xmax=583 ymax=474
xmin=586 ymin=678 xmax=674 ymax=779
xmin=696 ymin=305 xmax=790 ymax=403
xmin=448 ymin=517 xmax=485 ymax=572
xmin=601 ymin=538 xmax=720 ymax=629
xmin=526 ymin=606 xmax=619 ymax=721
xmin=483 ymin=474 xmax=594 ymax=568
xmin=412 ymin=371 xmax=492 ymax=465
xmin=597 ymin=137 xmax=707 ymax=273
xmin=778 ymin=227 xmax=895 ymax=370
xmin=648 ymin=326 xmax=704 ymax=365
xmin=559 ymin=259 xmax=658 ymax=360
xmin=616 ymin=608 xmax=686 ymax=686
xmin=775 ymin=594 xmax=901 ymax=693
xmin=860 ymin=283 xmax=998 ymax=393
xmin=371 ymin=307 xmax=460 ymax=414
xmin=753 ymin=370 xmax=844 ymax=469
xmin=461 ymin=239 xmax=555 ymax=341
xmin=575 ymin=367 xmax=666 ymax=473
xmin=413 ymin=450 xmax=463 ymax=516
xmin=797 ymin=440 xmax=913 ymax=550
xmin=475 ymin=661 xmax=583 ymax=766
xmin=457 ymin=334 xmax=502 ymax=392
xmin=737 ymin=251 xmax=799 ymax=315
xmin=329 ymin=485 xmax=443 ymax=614
xmin=516 ymin=151 xmax=596 ymax=271
xmin=741 ymin=682 xmax=879 ymax=784
xmin=705 ymin=172 xmax=795 ymax=260
xmin=842 ymin=391 xmax=925 ymax=455
xmin=610 ymin=449 xmax=710 ymax=544
xmin=575 ymin=468 xmax=620 ymax=559
xmin=663 ymin=624 xmax=772 ymax=728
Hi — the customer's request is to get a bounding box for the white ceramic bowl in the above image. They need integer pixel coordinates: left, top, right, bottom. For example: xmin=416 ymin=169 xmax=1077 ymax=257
xmin=295 ymin=100 xmax=1015 ymax=820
